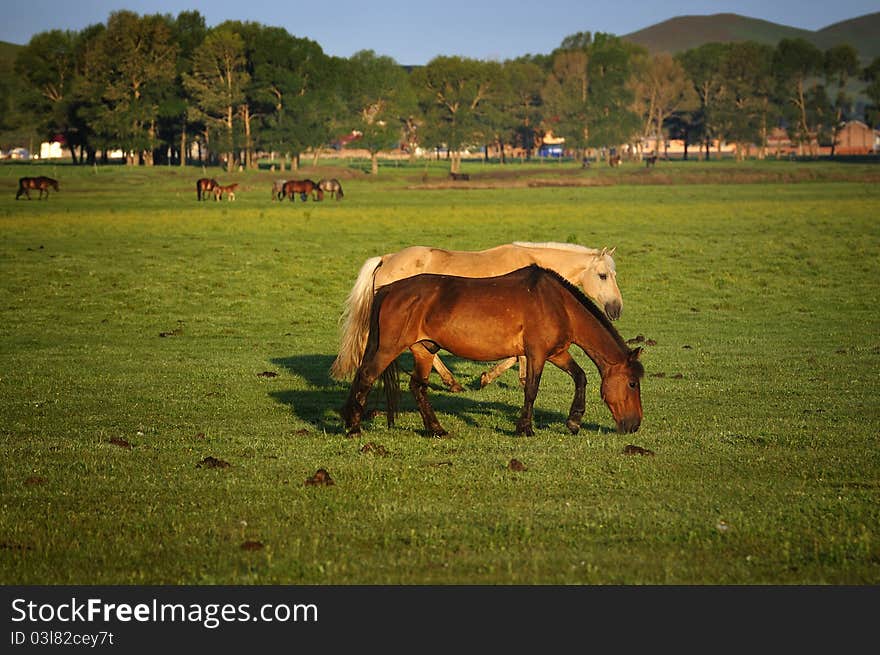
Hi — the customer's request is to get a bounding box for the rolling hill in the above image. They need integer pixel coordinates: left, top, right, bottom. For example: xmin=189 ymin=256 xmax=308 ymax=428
xmin=622 ymin=12 xmax=880 ymax=63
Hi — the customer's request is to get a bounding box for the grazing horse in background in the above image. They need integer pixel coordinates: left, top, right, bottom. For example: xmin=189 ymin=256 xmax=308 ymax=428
xmin=330 ymin=242 xmax=623 ymax=391
xmin=449 ymin=172 xmax=470 ymax=181
xmin=282 ymin=179 xmax=320 ymax=201
xmin=213 ymin=183 xmax=239 ymax=201
xmin=317 ymin=178 xmax=344 ymax=200
xmin=609 ymin=154 xmax=621 ymax=168
xmin=196 ymin=178 xmax=218 ymax=201
xmin=341 ymin=265 xmax=643 ymax=437
xmin=645 ymin=154 xmax=658 ymax=168
xmin=16 ymin=176 xmax=59 ymax=200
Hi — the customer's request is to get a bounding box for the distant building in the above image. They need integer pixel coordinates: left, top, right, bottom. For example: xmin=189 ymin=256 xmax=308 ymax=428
xmin=835 ymin=120 xmax=878 ymax=155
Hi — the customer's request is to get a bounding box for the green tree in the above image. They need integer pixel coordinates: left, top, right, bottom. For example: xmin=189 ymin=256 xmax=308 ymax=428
xmin=631 ymin=51 xmax=692 ymax=157
xmin=824 ymin=44 xmax=860 ymax=155
xmin=343 ymin=50 xmax=415 ymax=174
xmin=677 ymin=42 xmax=730 ymax=160
xmin=411 ymin=56 xmax=494 ymax=173
xmin=773 ymin=38 xmax=824 ymax=156
xmin=79 ymin=11 xmax=179 ymax=165
xmin=163 ymin=10 xmax=207 ymax=166
xmin=863 ymin=57 xmax=880 ymax=127
xmin=14 ymin=30 xmax=85 ymax=162
xmin=498 ymin=58 xmax=545 ymax=161
xmin=184 ymin=27 xmax=249 ymax=171
xmin=544 ymin=33 xmax=639 ymax=160
xmin=718 ymin=41 xmax=776 ymax=159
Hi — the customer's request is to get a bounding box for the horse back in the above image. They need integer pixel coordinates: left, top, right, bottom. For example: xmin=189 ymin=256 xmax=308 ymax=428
xmin=374 ymin=244 xmax=535 ymax=289
xmin=372 ymin=267 xmax=571 ymax=362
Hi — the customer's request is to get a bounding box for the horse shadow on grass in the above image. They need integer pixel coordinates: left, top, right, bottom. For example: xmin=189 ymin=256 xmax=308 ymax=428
xmin=268 ymin=353 xmax=612 ymax=437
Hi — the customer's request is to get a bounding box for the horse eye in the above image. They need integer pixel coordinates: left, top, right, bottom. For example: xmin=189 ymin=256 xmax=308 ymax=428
xmin=599 ymin=273 xmax=608 ymax=281
xmin=628 ymin=381 xmax=637 ymax=389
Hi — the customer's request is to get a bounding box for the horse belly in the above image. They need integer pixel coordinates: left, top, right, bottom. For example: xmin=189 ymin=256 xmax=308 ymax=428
xmin=421 ymin=295 xmax=525 ymax=362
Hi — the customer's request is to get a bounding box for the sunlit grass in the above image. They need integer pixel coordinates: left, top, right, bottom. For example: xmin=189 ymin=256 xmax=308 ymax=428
xmin=1 ymin=160 xmax=878 ymax=584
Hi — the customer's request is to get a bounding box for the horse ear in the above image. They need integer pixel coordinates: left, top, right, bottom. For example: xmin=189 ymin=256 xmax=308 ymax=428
xmin=629 ymin=346 xmax=642 ymax=360
xmin=599 ymin=246 xmax=607 ymax=257
xmin=608 ymin=246 xmax=616 ymax=257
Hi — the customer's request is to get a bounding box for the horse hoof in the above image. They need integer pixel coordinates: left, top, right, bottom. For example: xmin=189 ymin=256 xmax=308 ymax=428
xmin=448 ymin=383 xmax=464 ymax=393
xmin=566 ymin=420 xmax=581 ymax=435
xmin=346 ymin=427 xmax=361 ymax=438
xmin=479 ymin=373 xmax=490 ymax=388
xmin=430 ymin=427 xmax=449 ymax=438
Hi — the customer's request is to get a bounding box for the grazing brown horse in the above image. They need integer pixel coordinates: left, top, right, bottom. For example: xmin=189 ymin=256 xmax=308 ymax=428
xmin=317 ymin=178 xmax=344 ymax=200
xmin=213 ymin=182 xmax=239 ymax=201
xmin=196 ymin=178 xmax=218 ymax=201
xmin=341 ymin=265 xmax=643 ymax=438
xmin=16 ymin=176 xmax=59 ymax=200
xmin=282 ymin=179 xmax=320 ymax=201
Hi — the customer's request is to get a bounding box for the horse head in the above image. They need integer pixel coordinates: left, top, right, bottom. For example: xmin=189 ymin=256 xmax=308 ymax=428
xmin=600 ymin=347 xmax=643 ymax=433
xmin=580 ymin=246 xmax=622 ymax=320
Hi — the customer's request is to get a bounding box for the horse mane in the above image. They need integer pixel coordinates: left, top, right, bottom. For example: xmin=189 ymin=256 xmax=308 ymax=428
xmin=512 ymin=241 xmax=600 ymax=255
xmin=527 ymin=264 xmax=637 ymax=362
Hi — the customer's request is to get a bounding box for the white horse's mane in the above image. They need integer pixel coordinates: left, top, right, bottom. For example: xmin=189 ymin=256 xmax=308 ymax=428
xmin=512 ymin=241 xmax=616 ymax=271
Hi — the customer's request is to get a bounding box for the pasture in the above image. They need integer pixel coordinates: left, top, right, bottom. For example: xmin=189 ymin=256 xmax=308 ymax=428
xmin=1 ymin=159 xmax=878 ymax=584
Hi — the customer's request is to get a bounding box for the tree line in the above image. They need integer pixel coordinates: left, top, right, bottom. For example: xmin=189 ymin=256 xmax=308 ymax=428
xmin=2 ymin=9 xmax=879 ymax=172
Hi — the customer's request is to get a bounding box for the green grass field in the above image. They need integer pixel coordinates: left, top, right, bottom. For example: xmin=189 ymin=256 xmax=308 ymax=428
xmin=1 ymin=159 xmax=878 ymax=584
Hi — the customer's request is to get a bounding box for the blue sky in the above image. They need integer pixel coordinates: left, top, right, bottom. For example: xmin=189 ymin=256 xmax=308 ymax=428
xmin=2 ymin=0 xmax=877 ymax=64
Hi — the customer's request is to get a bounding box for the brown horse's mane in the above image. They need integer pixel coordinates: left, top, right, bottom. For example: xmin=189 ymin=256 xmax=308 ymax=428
xmin=526 ymin=265 xmax=636 ymax=360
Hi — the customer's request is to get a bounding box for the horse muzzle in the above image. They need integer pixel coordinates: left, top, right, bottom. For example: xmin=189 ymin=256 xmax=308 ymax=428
xmin=617 ymin=417 xmax=640 ymax=434
xmin=605 ymin=300 xmax=622 ymax=320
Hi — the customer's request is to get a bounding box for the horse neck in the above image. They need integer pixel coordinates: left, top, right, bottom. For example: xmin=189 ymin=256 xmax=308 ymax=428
xmin=566 ymin=295 xmax=628 ymax=372
xmin=530 ymin=248 xmax=596 ymax=285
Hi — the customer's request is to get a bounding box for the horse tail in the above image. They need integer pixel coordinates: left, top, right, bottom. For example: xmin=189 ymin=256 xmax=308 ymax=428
xmin=329 ymin=255 xmax=384 ymax=380
xmin=381 ymin=360 xmax=400 ymax=428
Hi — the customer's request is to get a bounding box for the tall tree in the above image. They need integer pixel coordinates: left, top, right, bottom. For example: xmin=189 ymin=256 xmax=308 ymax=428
xmin=719 ymin=41 xmax=776 ymax=159
xmin=14 ymin=30 xmax=85 ymax=162
xmin=343 ymin=50 xmax=415 ymax=174
xmin=773 ymin=38 xmax=824 ymax=156
xmin=164 ymin=10 xmax=207 ymax=166
xmin=631 ymin=51 xmax=692 ymax=157
xmin=677 ymin=42 xmax=730 ymax=160
xmin=80 ymin=11 xmax=179 ymax=165
xmin=824 ymin=44 xmax=860 ymax=155
xmin=863 ymin=57 xmax=880 ymax=127
xmin=411 ymin=56 xmax=494 ymax=173
xmin=499 ymin=58 xmax=545 ymax=160
xmin=184 ymin=27 xmax=249 ymax=171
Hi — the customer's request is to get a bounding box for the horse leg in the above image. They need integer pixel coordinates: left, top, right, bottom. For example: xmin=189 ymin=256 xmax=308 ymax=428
xmin=432 ymin=354 xmax=464 ymax=393
xmin=479 ymin=356 xmax=517 ymax=388
xmin=517 ymin=355 xmax=527 ymax=387
xmin=515 ymin=355 xmax=545 ymax=436
xmin=412 ymin=344 xmax=448 ymax=436
xmin=548 ymin=350 xmax=587 ymax=434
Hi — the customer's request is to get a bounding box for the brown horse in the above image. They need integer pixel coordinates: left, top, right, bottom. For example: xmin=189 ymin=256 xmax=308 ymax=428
xmin=341 ymin=265 xmax=643 ymax=438
xmin=16 ymin=176 xmax=59 ymax=200
xmin=213 ymin=183 xmax=239 ymax=201
xmin=282 ymin=179 xmax=320 ymax=201
xmin=196 ymin=178 xmax=218 ymax=201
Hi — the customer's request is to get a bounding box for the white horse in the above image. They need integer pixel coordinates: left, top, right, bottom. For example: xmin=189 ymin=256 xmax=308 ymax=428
xmin=330 ymin=242 xmax=622 ymax=391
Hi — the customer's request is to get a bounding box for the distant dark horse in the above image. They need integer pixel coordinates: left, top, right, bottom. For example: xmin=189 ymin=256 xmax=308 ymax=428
xmin=16 ymin=176 xmax=59 ymax=200
xmin=317 ymin=178 xmax=344 ymax=200
xmin=449 ymin=172 xmax=470 ymax=181
xmin=196 ymin=178 xmax=218 ymax=201
xmin=282 ymin=179 xmax=321 ymax=202
xmin=645 ymin=154 xmax=658 ymax=168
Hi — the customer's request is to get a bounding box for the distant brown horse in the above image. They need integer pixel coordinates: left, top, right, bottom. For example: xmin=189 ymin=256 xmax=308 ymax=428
xmin=341 ymin=265 xmax=643 ymax=438
xmin=282 ymin=179 xmax=320 ymax=201
xmin=16 ymin=176 xmax=59 ymax=200
xmin=196 ymin=178 xmax=218 ymax=201
xmin=213 ymin=183 xmax=239 ymax=201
